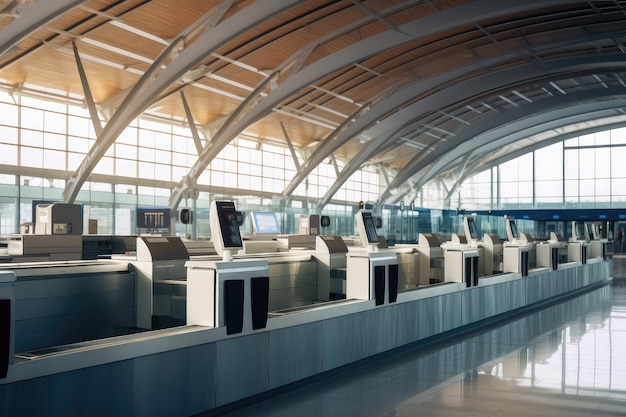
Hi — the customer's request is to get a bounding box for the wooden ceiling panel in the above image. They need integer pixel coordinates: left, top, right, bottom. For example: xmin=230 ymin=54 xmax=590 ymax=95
xmin=119 ymin=0 xmax=219 ymax=40
xmin=84 ymin=24 xmax=165 ymax=61
xmin=0 ymin=0 xmax=621 ymax=203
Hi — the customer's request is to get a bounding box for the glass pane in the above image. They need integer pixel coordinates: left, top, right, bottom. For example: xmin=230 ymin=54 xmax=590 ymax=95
xmin=44 ymin=111 xmax=66 ymax=134
xmin=611 ymin=147 xmax=626 ymax=178
xmin=535 ymin=180 xmax=562 ymax=198
xmin=579 ymin=179 xmax=594 ymax=196
xmin=43 ymin=149 xmax=65 ymax=170
xmin=44 ymin=133 xmax=66 ymax=151
xmin=93 ymin=156 xmax=113 ymax=175
xmin=595 ymin=130 xmax=610 ymax=146
xmin=20 ymin=147 xmax=43 ymax=167
xmin=579 ymin=133 xmax=594 ymax=147
xmin=535 ymin=143 xmax=562 ymax=181
xmin=0 ymin=125 xmax=17 ymax=144
xmin=0 ymin=102 xmax=18 ymax=126
xmin=21 ymin=129 xmax=43 ymax=147
xmin=595 ymin=147 xmax=610 ymax=178
xmin=68 ymin=136 xmax=90 ymax=153
xmin=116 ymin=144 xmax=137 ymax=159
xmin=564 ymin=179 xmax=578 ymax=198
xmin=138 ymin=147 xmax=155 ymax=162
xmin=21 ymin=107 xmax=44 ymax=130
xmin=612 ymin=127 xmax=626 ymax=145
xmin=499 ymin=159 xmax=519 ymax=182
xmin=564 ymin=149 xmax=578 ymax=180
xmin=596 ymin=179 xmax=610 ymax=196
xmin=0 ymin=144 xmax=17 ymax=164
xmin=579 ymin=148 xmax=595 ymax=179
xmin=138 ymin=162 xmax=155 ymax=179
xmin=115 ymin=159 xmax=136 ymax=177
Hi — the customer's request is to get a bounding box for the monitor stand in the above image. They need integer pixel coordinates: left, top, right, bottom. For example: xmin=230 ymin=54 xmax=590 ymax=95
xmin=222 ymin=249 xmax=235 ymax=262
xmin=366 ymin=244 xmax=379 ymax=253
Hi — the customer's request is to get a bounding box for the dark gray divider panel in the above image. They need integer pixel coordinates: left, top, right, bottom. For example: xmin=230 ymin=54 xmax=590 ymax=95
xmin=388 ymin=264 xmax=398 ymax=303
xmin=251 ymin=277 xmax=269 ymax=330
xmin=374 ymin=265 xmax=385 ymax=305
xmin=14 ymin=272 xmax=136 ymax=352
xmin=0 ymin=299 xmax=9 ymax=378
xmin=224 ymin=280 xmax=245 ymax=335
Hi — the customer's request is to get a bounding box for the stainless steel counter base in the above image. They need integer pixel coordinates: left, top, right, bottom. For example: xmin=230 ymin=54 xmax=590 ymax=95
xmin=0 ymin=260 xmax=612 ymax=417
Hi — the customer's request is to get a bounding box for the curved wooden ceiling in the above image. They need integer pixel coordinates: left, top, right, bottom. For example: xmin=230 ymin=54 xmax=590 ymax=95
xmin=0 ymin=0 xmax=624 ymax=207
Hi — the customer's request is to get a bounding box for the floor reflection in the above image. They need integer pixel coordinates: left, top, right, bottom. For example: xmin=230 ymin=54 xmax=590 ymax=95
xmin=216 ymin=283 xmax=626 ymax=417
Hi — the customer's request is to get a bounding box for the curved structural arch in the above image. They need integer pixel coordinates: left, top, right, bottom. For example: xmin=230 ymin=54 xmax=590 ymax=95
xmin=378 ymin=93 xmax=626 ymax=207
xmin=62 ymin=0 xmax=306 ymax=204
xmin=168 ymin=0 xmax=581 ymax=208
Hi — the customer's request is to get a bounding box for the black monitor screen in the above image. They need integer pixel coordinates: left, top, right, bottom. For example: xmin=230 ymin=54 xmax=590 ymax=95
xmin=216 ymin=201 xmax=242 ymax=248
xmin=466 ymin=217 xmax=478 ymax=240
xmin=510 ymin=220 xmax=520 ymax=239
xmin=362 ymin=211 xmax=379 ymax=244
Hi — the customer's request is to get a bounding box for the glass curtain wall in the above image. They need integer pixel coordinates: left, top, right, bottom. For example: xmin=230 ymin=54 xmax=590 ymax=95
xmin=0 ymin=87 xmax=383 ymax=237
xmin=459 ymin=127 xmax=626 ymax=211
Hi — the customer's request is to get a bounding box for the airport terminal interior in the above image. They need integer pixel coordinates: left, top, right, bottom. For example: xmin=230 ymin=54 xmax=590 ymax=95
xmin=0 ymin=1 xmax=625 ymax=416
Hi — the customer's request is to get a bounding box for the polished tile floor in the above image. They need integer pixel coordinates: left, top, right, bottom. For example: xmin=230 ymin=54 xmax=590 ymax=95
xmin=216 ymin=281 xmax=626 ymax=417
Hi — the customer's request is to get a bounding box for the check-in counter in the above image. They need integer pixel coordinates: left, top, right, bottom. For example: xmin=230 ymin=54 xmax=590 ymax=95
xmin=482 ymin=233 xmax=503 ymax=275
xmin=314 ymin=235 xmax=348 ymax=301
xmin=417 ymin=233 xmax=444 ymax=285
xmin=536 ymin=241 xmax=565 ymax=270
xmin=276 ymin=234 xmax=316 ymax=251
xmin=7 ymin=234 xmax=83 ymax=261
xmin=444 ymin=247 xmax=479 ymax=287
xmin=186 ymin=259 xmax=270 ymax=335
xmin=0 ymin=271 xmax=15 ymax=379
xmin=590 ymin=239 xmax=611 ymax=260
xmin=131 ymin=236 xmax=189 ymax=329
xmin=503 ymin=244 xmax=529 ymax=277
xmin=241 ymin=239 xmax=279 ymax=254
xmin=346 ymin=251 xmax=398 ymax=305
xmin=392 ymin=246 xmax=420 ymax=290
xmin=568 ymin=240 xmax=589 ymax=265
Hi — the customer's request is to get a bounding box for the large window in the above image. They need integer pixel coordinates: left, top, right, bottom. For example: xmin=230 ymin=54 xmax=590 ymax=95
xmin=460 ymin=127 xmax=626 ymax=210
xmin=0 ymin=87 xmax=382 ymax=234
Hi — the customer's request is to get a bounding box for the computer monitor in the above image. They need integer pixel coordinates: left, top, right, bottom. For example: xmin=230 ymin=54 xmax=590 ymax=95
xmin=210 ymin=201 xmax=243 ymax=260
xmin=464 ymin=216 xmax=479 ymax=241
xmin=356 ymin=210 xmax=379 ymax=251
xmin=506 ymin=219 xmax=520 ymax=241
xmin=250 ymin=211 xmax=280 ymax=234
xmin=585 ymin=223 xmax=596 ymax=241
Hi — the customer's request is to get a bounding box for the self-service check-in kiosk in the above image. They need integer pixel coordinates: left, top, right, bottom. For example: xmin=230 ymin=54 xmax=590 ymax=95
xmin=133 ymin=236 xmax=189 ymax=329
xmin=483 ymin=233 xmax=503 ymax=274
xmin=0 ymin=271 xmax=15 ymax=379
xmin=417 ymin=233 xmax=444 ymax=285
xmin=314 ymin=235 xmax=348 ymax=301
xmin=346 ymin=210 xmax=398 ymax=305
xmin=441 ymin=217 xmax=481 ymax=287
xmin=536 ymin=232 xmax=567 ymax=271
xmin=587 ymin=222 xmax=611 ymax=260
xmin=568 ymin=221 xmax=588 ymax=265
xmin=503 ymin=219 xmax=529 ymax=277
xmin=187 ymin=201 xmax=270 ymax=335
xmin=444 ymin=247 xmax=479 ymax=287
